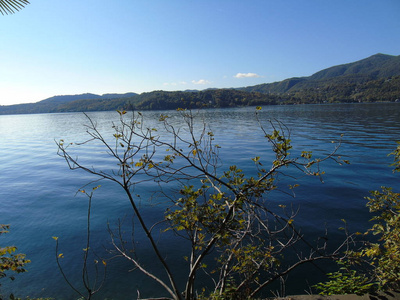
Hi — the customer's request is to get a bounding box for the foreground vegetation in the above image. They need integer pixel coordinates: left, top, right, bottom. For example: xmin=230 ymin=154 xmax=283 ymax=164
xmin=0 ymin=225 xmax=30 ymax=300
xmin=314 ymin=142 xmax=400 ymax=295
xmin=54 ymin=108 xmax=352 ymax=299
xmin=1 ymin=1 xmax=398 ymax=298
xmin=1 ymin=108 xmax=399 ymax=299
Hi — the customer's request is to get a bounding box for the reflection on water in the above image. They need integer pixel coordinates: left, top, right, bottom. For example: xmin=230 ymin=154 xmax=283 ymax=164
xmin=0 ymin=103 xmax=399 ymax=298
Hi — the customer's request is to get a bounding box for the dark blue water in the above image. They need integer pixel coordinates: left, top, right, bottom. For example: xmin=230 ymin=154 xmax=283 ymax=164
xmin=1 ymin=103 xmax=399 ymax=299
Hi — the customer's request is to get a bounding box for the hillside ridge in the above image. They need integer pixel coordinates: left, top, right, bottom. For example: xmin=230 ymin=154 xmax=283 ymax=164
xmin=238 ymin=53 xmax=400 ymax=94
xmin=1 ymin=53 xmax=399 ymax=115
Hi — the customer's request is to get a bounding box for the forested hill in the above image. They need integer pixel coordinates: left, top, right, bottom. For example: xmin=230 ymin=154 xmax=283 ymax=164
xmin=0 ymin=93 xmax=138 ymax=115
xmin=1 ymin=53 xmax=399 ymax=115
xmin=238 ymin=53 xmax=400 ymax=95
xmin=38 ymin=92 xmax=138 ymax=105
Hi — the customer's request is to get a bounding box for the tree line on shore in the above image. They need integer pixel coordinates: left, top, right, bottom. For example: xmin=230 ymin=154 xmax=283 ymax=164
xmin=1 ymin=74 xmax=399 ymax=115
xmin=2 ymin=52 xmax=400 ymax=115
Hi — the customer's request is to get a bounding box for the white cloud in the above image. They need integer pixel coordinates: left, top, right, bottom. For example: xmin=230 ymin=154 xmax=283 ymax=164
xmin=234 ymin=73 xmax=261 ymax=78
xmin=191 ymin=79 xmax=211 ymax=85
xmin=163 ymin=81 xmax=188 ymax=86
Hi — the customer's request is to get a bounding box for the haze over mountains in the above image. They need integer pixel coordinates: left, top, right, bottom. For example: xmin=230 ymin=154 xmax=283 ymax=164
xmin=1 ymin=53 xmax=399 ymax=115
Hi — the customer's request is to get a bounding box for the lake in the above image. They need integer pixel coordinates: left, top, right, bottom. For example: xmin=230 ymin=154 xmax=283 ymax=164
xmin=1 ymin=103 xmax=399 ymax=299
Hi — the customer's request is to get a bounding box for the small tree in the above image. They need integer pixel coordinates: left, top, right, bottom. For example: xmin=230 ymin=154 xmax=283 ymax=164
xmin=0 ymin=224 xmax=30 ymax=299
xmin=315 ymin=142 xmax=400 ymax=295
xmin=57 ymin=108 xmax=351 ymax=300
xmin=52 ymin=187 xmax=107 ymax=300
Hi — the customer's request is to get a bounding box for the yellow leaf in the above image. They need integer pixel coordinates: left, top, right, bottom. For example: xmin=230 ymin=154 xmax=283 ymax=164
xmin=58 ymin=253 xmax=64 ymax=258
xmin=52 ymin=236 xmax=58 ymax=241
xmin=102 ymin=260 xmax=107 ymax=266
xmin=192 ymin=149 xmax=197 ymax=156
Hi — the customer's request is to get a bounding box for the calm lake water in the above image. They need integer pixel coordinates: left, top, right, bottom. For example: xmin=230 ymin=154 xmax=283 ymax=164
xmin=1 ymin=103 xmax=399 ymax=299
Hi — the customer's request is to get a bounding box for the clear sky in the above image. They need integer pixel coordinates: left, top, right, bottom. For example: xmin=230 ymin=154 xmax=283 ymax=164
xmin=1 ymin=0 xmax=399 ymax=105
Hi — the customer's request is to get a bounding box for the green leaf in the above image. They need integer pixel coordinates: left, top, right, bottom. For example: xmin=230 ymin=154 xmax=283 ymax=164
xmin=0 ymin=0 xmax=30 ymax=15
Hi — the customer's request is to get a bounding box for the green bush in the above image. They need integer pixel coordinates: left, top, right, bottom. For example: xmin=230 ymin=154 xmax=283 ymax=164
xmin=0 ymin=224 xmax=30 ymax=300
xmin=315 ymin=143 xmax=400 ymax=295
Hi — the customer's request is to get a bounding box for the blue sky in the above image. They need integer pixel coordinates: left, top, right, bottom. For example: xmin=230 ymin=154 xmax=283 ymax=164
xmin=1 ymin=0 xmax=399 ymax=105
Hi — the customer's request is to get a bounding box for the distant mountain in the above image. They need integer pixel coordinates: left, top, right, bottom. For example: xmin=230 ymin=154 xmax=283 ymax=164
xmin=1 ymin=53 xmax=399 ymax=115
xmin=0 ymin=92 xmax=138 ymax=115
xmin=239 ymin=53 xmax=400 ymax=94
xmin=309 ymin=53 xmax=400 ymax=80
xmin=55 ymin=89 xmax=278 ymax=112
xmin=38 ymin=93 xmax=102 ymax=104
xmin=38 ymin=92 xmax=138 ymax=104
xmin=100 ymin=92 xmax=137 ymax=99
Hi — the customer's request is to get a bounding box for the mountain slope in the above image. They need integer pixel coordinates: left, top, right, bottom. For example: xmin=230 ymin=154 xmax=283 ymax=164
xmin=38 ymin=93 xmax=102 ymax=104
xmin=0 ymin=53 xmax=399 ymax=115
xmin=38 ymin=92 xmax=138 ymax=104
xmin=309 ymin=53 xmax=400 ymax=80
xmin=0 ymin=92 xmax=138 ymax=114
xmin=239 ymin=53 xmax=400 ymax=94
